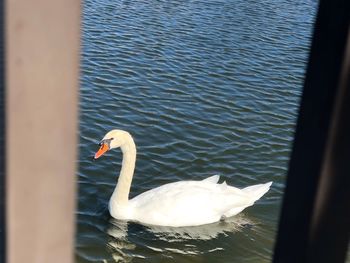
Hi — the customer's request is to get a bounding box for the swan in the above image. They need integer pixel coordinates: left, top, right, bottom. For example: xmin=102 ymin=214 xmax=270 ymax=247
xmin=93 ymin=129 xmax=272 ymax=227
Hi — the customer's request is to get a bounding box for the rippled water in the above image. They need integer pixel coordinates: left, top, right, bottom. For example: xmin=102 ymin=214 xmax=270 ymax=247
xmin=76 ymin=0 xmax=318 ymax=262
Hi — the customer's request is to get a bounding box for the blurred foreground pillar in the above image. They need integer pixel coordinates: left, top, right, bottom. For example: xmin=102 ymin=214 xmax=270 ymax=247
xmin=273 ymin=0 xmax=350 ymax=261
xmin=6 ymin=0 xmax=81 ymax=262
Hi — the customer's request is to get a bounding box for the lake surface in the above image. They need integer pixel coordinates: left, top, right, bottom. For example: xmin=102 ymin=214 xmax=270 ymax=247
xmin=76 ymin=0 xmax=318 ymax=262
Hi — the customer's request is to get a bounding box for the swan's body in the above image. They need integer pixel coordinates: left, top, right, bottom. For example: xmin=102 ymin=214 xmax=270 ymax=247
xmin=94 ymin=130 xmax=272 ymax=227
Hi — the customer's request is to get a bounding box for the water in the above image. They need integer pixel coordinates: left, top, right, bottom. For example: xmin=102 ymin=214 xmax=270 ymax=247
xmin=76 ymin=0 xmax=318 ymax=262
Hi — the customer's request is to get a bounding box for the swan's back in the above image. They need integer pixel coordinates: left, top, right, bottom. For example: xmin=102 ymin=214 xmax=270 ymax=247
xmin=127 ymin=176 xmax=272 ymax=227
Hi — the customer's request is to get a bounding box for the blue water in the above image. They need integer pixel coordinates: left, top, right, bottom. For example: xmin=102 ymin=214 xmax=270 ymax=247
xmin=76 ymin=0 xmax=318 ymax=262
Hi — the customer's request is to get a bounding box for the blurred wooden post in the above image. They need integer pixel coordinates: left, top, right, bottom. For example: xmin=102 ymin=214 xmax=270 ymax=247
xmin=0 ymin=0 xmax=5 ymax=261
xmin=6 ymin=0 xmax=81 ymax=262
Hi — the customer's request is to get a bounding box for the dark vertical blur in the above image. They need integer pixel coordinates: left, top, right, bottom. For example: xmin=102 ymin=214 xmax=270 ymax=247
xmin=0 ymin=0 xmax=5 ymax=261
xmin=273 ymin=0 xmax=350 ymax=261
xmin=308 ymin=34 xmax=350 ymax=262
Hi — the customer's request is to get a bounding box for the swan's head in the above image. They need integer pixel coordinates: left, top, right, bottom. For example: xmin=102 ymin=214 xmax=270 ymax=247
xmin=93 ymin=129 xmax=132 ymax=160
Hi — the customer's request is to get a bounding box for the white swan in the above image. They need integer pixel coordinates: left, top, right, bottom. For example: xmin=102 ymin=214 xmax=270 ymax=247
xmin=93 ymin=129 xmax=272 ymax=227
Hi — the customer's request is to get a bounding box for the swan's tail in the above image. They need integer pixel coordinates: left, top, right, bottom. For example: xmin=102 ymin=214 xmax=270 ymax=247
xmin=222 ymin=181 xmax=272 ymax=218
xmin=242 ymin=181 xmax=272 ymax=201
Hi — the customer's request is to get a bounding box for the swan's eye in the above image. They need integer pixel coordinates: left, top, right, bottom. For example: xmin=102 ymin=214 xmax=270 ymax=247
xmin=99 ymin=138 xmax=113 ymax=148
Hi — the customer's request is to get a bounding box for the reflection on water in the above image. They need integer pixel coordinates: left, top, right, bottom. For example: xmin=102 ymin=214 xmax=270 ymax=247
xmin=108 ymin=214 xmax=253 ymax=242
xmin=107 ymin=215 xmax=255 ymax=260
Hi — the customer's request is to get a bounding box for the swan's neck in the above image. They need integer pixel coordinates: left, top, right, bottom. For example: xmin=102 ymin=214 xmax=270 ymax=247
xmin=111 ymin=136 xmax=136 ymax=206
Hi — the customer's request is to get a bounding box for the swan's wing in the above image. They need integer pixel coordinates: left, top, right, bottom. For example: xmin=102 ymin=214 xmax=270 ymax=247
xmin=129 ymin=181 xmax=253 ymax=227
xmin=202 ymin=175 xmax=220 ymax=184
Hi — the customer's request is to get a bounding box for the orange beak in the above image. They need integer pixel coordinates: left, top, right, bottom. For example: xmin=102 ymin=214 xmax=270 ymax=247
xmin=94 ymin=143 xmax=109 ymax=159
